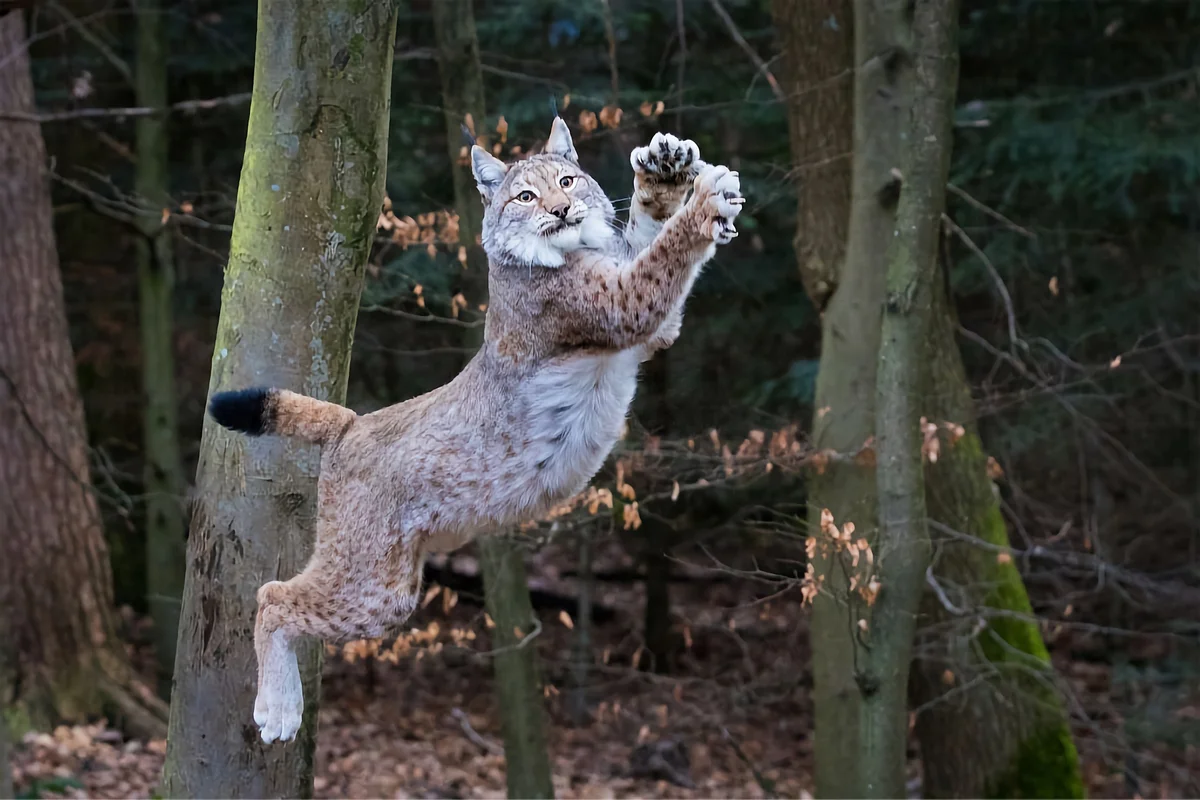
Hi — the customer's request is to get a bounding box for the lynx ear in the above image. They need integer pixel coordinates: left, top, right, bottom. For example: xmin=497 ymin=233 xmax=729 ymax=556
xmin=544 ymin=116 xmax=578 ymax=161
xmin=471 ymin=146 xmax=508 ymax=202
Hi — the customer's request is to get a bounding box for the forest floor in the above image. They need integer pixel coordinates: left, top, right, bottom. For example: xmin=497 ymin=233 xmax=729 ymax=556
xmin=10 ymin=537 xmax=1200 ymax=798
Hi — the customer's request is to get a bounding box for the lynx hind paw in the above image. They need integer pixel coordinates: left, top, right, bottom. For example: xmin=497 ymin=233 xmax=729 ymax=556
xmin=693 ymin=165 xmax=745 ymax=244
xmin=255 ymin=630 xmax=304 ymax=744
xmin=631 ymin=132 xmax=704 ymax=183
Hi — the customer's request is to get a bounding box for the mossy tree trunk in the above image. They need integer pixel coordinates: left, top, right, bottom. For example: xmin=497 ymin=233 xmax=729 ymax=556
xmin=133 ymin=0 xmax=188 ymax=699
xmin=912 ymin=250 xmax=1084 ymax=800
xmin=860 ymin=1 xmax=957 ymax=792
xmin=774 ymin=0 xmax=1083 ymax=796
xmin=433 ymin=3 xmax=554 ymax=795
xmin=160 ymin=2 xmax=399 ymax=796
xmin=0 ymin=9 xmax=168 ymax=742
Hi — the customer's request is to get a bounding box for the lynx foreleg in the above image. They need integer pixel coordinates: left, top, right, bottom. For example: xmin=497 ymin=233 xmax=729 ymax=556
xmin=567 ymin=165 xmax=742 ymax=353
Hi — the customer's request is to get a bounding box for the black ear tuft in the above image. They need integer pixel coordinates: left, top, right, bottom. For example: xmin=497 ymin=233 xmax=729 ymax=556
xmin=208 ymin=387 xmax=273 ymax=436
xmin=461 ymin=122 xmax=477 ymax=147
xmin=548 ymin=94 xmax=559 ymax=119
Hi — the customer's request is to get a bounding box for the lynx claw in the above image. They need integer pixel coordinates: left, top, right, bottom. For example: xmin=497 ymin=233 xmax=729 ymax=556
xmin=692 ymin=164 xmax=744 ymax=244
xmin=631 ymin=132 xmax=705 ymax=183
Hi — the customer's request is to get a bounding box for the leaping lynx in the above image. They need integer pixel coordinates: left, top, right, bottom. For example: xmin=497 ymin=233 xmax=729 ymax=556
xmin=207 ymin=117 xmax=743 ymax=743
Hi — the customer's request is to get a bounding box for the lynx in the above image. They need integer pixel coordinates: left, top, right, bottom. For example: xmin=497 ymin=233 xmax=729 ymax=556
xmin=207 ymin=118 xmax=743 ymax=743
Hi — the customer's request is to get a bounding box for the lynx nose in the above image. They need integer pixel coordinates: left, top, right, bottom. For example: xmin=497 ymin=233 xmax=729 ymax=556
xmin=548 ymin=202 xmax=570 ymax=220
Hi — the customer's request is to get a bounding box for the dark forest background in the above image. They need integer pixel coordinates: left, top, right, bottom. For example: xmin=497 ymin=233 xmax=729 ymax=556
xmin=3 ymin=0 xmax=1199 ymax=796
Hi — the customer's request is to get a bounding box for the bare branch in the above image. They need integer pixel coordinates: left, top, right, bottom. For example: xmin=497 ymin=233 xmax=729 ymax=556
xmin=0 ymin=92 xmax=251 ymax=124
xmin=47 ymin=0 xmax=132 ymax=85
xmin=706 ymin=0 xmax=785 ymax=102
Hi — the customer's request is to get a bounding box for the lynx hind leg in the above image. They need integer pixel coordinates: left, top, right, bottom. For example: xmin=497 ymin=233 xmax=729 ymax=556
xmin=253 ymin=581 xmax=307 ymax=743
xmin=690 ymin=165 xmax=745 ymax=244
xmin=252 ymin=546 xmax=423 ymax=743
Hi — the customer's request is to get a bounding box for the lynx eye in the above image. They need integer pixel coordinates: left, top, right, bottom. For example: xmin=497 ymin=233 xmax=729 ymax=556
xmin=516 ymin=190 xmax=536 ymax=203
xmin=559 ymin=176 xmax=575 ymax=189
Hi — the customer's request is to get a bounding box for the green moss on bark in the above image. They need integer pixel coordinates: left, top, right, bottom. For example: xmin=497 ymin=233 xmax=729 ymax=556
xmin=985 ymin=724 xmax=1085 ymax=799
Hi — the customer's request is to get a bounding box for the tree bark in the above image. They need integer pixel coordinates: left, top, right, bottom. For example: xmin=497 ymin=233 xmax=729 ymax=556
xmin=1 ymin=632 xmax=12 ymax=799
xmin=160 ymin=2 xmax=399 ymax=796
xmin=433 ymin=4 xmax=554 ymax=795
xmin=480 ymin=538 xmax=556 ymax=799
xmin=0 ymin=713 xmax=9 ymax=800
xmin=0 ymin=9 xmax=167 ymax=742
xmin=861 ymin=1 xmax=957 ymax=793
xmin=568 ymin=529 xmax=594 ymax=725
xmin=134 ymin=0 xmax=188 ymax=698
xmin=641 ymin=518 xmax=676 ymax=673
xmin=770 ymin=0 xmax=854 ymax=310
xmin=432 ymin=0 xmax=486 ymax=254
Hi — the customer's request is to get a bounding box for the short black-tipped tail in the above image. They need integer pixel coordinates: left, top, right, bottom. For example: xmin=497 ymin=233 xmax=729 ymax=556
xmin=208 ymin=387 xmax=274 ymax=436
xmin=208 ymin=387 xmax=355 ymax=444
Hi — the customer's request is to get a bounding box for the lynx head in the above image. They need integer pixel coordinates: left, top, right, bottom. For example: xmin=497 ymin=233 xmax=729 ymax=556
xmin=471 ymin=117 xmax=615 ymax=268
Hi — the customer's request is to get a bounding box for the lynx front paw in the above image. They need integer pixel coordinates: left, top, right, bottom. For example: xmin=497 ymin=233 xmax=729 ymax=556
xmin=631 ymin=132 xmax=705 ymax=186
xmin=690 ymin=165 xmax=744 ymax=244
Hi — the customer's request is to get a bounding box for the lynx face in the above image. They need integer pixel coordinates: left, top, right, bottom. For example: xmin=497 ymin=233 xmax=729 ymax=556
xmin=471 ymin=119 xmax=614 ymax=267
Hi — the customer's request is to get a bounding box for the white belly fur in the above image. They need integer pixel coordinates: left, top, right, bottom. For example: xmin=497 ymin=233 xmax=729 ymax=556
xmin=522 ymin=349 xmax=641 ymax=502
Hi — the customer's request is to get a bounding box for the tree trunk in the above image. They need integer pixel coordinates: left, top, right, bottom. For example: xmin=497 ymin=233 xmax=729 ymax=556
xmin=134 ymin=0 xmax=188 ymax=698
xmin=160 ymin=2 xmax=399 ymax=796
xmin=861 ymin=1 xmax=957 ymax=793
xmin=770 ymin=0 xmax=854 ymax=310
xmin=479 ymin=538 xmax=556 ymax=799
xmin=641 ymin=518 xmax=676 ymax=673
xmin=0 ymin=9 xmax=167 ymax=742
xmin=774 ymin=0 xmax=1083 ymax=794
xmin=1 ymin=633 xmax=12 ymax=799
xmin=0 ymin=714 xmax=9 ymax=800
xmin=569 ymin=529 xmax=594 ymax=725
xmin=911 ymin=257 xmax=1084 ymax=799
xmin=432 ymin=0 xmax=486 ymax=254
xmin=776 ymin=0 xmax=910 ymax=794
xmin=433 ymin=4 xmax=554 ymax=795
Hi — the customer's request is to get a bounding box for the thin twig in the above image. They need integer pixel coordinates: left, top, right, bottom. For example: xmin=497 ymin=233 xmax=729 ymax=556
xmin=0 ymin=92 xmax=251 ymax=124
xmin=706 ymin=0 xmax=784 ymax=101
xmin=925 ymin=566 xmax=967 ymax=615
xmin=946 ymin=183 xmax=1034 ymax=238
xmin=721 ymin=727 xmax=777 ymax=798
xmin=360 ymin=304 xmax=484 ymax=329
xmin=47 ymin=0 xmax=132 ymax=85
xmin=449 ymin=708 xmax=503 ymax=755
xmin=943 ymin=213 xmax=1019 ymax=351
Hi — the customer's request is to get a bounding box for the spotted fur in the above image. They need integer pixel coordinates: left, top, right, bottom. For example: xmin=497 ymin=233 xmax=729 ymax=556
xmin=213 ymin=118 xmax=744 ymax=742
